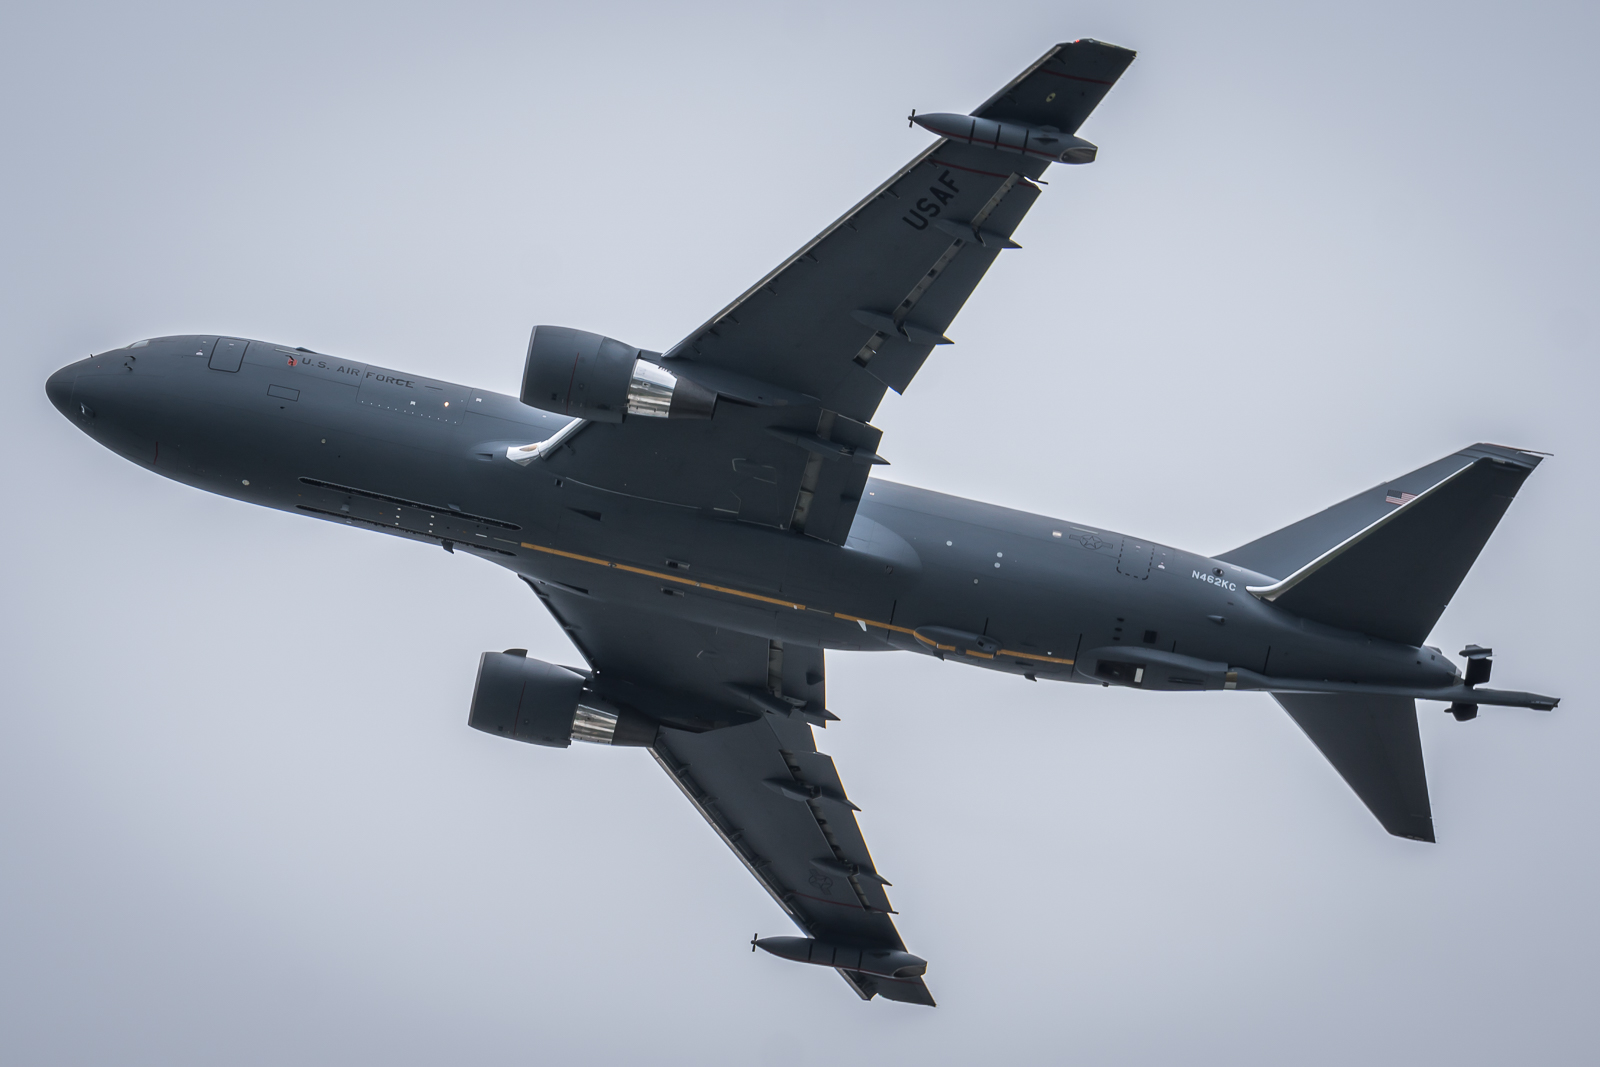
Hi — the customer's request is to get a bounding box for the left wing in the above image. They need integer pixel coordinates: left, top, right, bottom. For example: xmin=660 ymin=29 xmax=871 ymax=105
xmin=540 ymin=40 xmax=1135 ymax=545
xmin=526 ymin=580 xmax=934 ymax=1004
xmin=664 ymin=38 xmax=1137 ymax=413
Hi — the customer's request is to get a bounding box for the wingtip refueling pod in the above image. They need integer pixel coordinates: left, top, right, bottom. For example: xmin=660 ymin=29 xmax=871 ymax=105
xmin=753 ymin=936 xmax=927 ymax=979
xmin=910 ymin=112 xmax=1098 ymax=163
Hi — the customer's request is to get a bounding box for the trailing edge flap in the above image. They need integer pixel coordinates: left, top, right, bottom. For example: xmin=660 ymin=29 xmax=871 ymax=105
xmin=1274 ymin=693 xmax=1433 ymax=842
xmin=1222 ymin=444 xmax=1542 ymax=646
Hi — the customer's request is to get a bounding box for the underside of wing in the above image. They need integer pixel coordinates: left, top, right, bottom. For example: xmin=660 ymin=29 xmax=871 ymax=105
xmin=525 ymin=583 xmax=932 ymax=1004
xmin=664 ymin=145 xmax=1041 ymax=418
xmin=533 ymin=40 xmax=1135 ymax=547
xmin=542 ymin=401 xmax=885 ymax=546
xmin=655 ymin=717 xmax=935 ymax=1006
xmin=666 ymin=39 xmax=1136 ymax=418
xmin=974 ymin=37 xmax=1138 ymax=133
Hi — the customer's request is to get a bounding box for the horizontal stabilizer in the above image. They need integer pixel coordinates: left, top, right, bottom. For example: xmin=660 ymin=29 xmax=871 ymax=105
xmin=1275 ymin=693 xmax=1433 ymax=841
xmin=1223 ymin=444 xmax=1543 ymax=645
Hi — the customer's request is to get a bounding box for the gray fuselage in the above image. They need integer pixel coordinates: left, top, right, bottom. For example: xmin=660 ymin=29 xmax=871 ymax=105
xmin=45 ymin=336 xmax=1459 ymax=696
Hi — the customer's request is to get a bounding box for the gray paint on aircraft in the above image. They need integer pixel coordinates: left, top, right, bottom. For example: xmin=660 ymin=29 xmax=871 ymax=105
xmin=31 ymin=24 xmax=1568 ymax=1023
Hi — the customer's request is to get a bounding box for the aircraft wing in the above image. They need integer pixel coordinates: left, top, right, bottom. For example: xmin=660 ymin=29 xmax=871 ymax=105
xmin=526 ymin=579 xmax=934 ymax=1005
xmin=541 ymin=40 xmax=1135 ymax=546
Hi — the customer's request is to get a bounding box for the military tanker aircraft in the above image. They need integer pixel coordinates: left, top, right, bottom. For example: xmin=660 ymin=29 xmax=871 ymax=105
xmin=45 ymin=40 xmax=1557 ymax=1006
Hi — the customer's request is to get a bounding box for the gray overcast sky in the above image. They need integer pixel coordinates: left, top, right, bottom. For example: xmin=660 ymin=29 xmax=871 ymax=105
xmin=3 ymin=1 xmax=1596 ymax=1063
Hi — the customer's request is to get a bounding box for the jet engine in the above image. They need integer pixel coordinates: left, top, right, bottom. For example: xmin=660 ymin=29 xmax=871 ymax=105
xmin=520 ymin=325 xmax=717 ymax=423
xmin=468 ymin=649 xmax=658 ymax=748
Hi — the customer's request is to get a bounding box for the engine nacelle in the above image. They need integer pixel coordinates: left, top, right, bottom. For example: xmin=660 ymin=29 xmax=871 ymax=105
xmin=468 ymin=650 xmax=658 ymax=748
xmin=519 ymin=325 xmax=717 ymax=423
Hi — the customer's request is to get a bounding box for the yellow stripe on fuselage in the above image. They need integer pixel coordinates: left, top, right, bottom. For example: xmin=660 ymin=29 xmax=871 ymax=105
xmin=517 ymin=542 xmax=1074 ymax=667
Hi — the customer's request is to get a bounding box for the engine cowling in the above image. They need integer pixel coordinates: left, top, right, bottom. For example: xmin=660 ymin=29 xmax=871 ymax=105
xmin=468 ymin=650 xmax=658 ymax=748
xmin=519 ymin=325 xmax=717 ymax=423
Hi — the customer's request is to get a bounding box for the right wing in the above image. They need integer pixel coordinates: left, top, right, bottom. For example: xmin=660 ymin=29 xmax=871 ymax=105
xmin=972 ymin=36 xmax=1136 ymax=133
xmin=654 ymin=715 xmax=935 ymax=1006
xmin=526 ymin=578 xmax=932 ymax=1004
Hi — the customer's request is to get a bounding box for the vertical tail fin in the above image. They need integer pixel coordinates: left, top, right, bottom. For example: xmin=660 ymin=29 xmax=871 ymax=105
xmin=1219 ymin=444 xmax=1544 ymax=645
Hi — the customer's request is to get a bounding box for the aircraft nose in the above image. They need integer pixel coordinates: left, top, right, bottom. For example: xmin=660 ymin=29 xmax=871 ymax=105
xmin=45 ymin=363 xmax=76 ymax=417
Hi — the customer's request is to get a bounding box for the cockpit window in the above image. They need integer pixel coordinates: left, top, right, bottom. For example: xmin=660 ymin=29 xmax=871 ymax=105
xmin=128 ymin=340 xmax=149 ymax=348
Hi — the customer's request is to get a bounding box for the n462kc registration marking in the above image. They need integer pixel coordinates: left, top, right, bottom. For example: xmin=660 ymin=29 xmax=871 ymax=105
xmin=1193 ymin=570 xmax=1237 ymax=592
